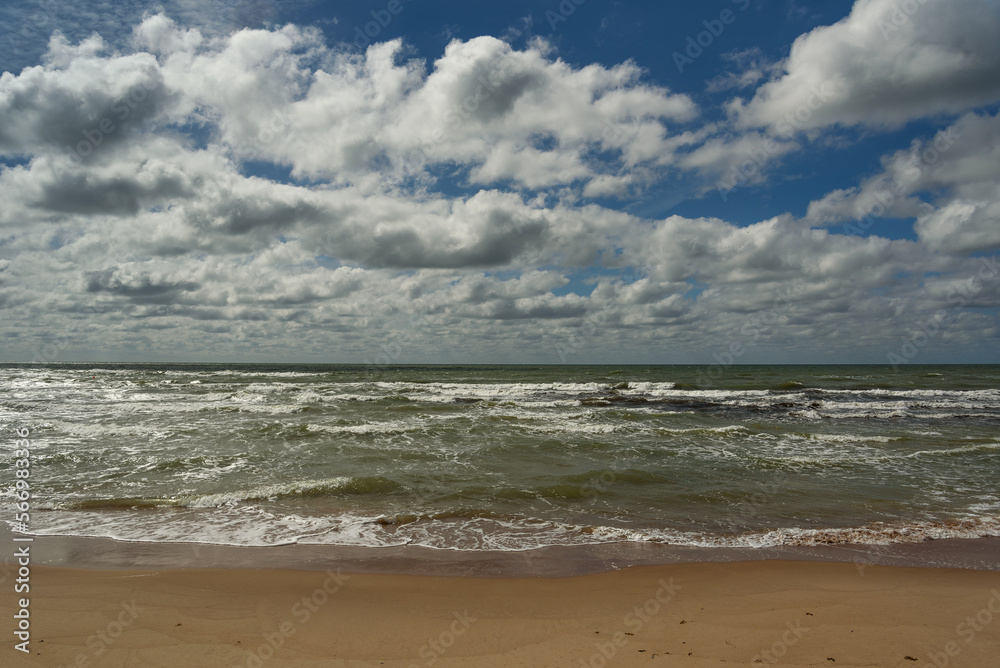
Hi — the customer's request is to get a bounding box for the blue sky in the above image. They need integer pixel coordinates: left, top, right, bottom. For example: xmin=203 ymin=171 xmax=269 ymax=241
xmin=0 ymin=0 xmax=998 ymax=363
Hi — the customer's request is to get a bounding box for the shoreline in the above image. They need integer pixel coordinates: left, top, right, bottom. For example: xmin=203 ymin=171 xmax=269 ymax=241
xmin=5 ymin=531 xmax=1000 ymax=576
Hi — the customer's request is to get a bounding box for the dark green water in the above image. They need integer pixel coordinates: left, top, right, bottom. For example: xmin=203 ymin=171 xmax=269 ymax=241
xmin=2 ymin=364 xmax=998 ymax=550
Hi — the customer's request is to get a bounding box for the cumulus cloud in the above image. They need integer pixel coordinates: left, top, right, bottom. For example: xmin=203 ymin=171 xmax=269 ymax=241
xmin=706 ymin=48 xmax=775 ymax=93
xmin=124 ymin=17 xmax=698 ymax=195
xmin=733 ymin=0 xmax=1000 ymax=131
xmin=806 ymin=111 xmax=1000 ymax=254
xmin=0 ymin=33 xmax=176 ymax=159
xmin=0 ymin=7 xmax=997 ymax=364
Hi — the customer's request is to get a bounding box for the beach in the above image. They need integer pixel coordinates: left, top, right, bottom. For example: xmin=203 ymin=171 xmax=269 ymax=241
xmin=3 ymin=553 xmax=1000 ymax=667
xmin=3 ymin=0 xmax=999 ymax=658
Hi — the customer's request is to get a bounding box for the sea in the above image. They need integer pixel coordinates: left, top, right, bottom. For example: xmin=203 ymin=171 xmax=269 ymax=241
xmin=2 ymin=364 xmax=999 ymax=554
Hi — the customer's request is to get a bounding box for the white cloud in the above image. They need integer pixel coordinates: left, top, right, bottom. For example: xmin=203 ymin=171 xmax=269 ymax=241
xmin=680 ymin=131 xmax=798 ymax=194
xmin=806 ymin=111 xmax=1000 ymax=254
xmin=734 ymin=0 xmax=1000 ymax=131
xmin=137 ymin=20 xmax=698 ymax=194
xmin=706 ymin=48 xmax=775 ymax=93
xmin=0 ymin=32 xmax=175 ymax=157
xmin=914 ymin=198 xmax=1000 ymax=254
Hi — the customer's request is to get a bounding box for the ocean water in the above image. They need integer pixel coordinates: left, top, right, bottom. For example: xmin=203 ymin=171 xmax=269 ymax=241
xmin=2 ymin=364 xmax=999 ymax=552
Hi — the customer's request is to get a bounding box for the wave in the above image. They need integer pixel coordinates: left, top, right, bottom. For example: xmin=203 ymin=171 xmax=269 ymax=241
xmin=45 ymin=476 xmax=405 ymax=511
xmin=905 ymin=442 xmax=1000 ymax=458
xmin=14 ymin=509 xmax=1000 ymax=552
xmin=63 ymin=497 xmax=177 ymax=510
xmin=526 ymin=469 xmax=667 ymax=499
xmin=189 ymin=476 xmax=405 ymax=505
xmin=773 ymin=381 xmax=805 ymax=391
xmin=674 ymin=517 xmax=1000 ymax=548
xmin=18 ymin=374 xmax=999 ymax=422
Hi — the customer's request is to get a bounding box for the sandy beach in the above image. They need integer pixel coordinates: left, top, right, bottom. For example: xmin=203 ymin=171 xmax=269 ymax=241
xmin=3 ymin=557 xmax=1000 ymax=667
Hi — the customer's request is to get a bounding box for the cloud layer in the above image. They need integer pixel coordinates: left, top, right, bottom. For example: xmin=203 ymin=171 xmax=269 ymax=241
xmin=0 ymin=3 xmax=997 ymax=364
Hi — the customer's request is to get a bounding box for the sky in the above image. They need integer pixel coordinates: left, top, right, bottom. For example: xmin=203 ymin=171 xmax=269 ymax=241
xmin=0 ymin=0 xmax=998 ymax=365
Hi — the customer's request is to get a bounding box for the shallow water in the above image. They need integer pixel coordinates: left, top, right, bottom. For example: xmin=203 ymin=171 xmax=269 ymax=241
xmin=2 ymin=363 xmax=999 ymax=551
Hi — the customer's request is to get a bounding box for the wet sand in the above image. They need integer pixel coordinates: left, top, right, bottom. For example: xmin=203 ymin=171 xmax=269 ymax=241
xmin=2 ymin=556 xmax=1000 ymax=666
xmin=14 ymin=533 xmax=1000 ymax=576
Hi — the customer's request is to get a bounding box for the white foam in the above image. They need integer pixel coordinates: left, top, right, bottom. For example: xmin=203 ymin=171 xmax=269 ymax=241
xmin=15 ymin=505 xmax=1000 ymax=552
xmin=303 ymin=421 xmax=430 ymax=436
xmin=41 ymin=420 xmax=174 ymax=440
xmin=806 ymin=433 xmax=894 ymax=444
xmin=657 ymin=425 xmax=749 ymax=435
xmin=186 ymin=477 xmax=359 ymax=507
xmin=520 ymin=422 xmax=624 ymax=435
xmin=906 ymin=442 xmax=1000 ymax=458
